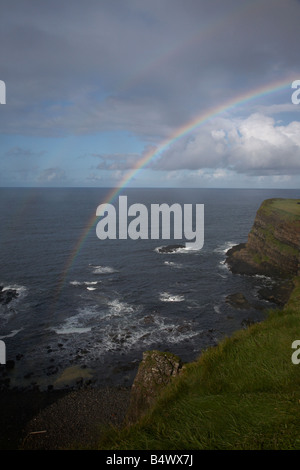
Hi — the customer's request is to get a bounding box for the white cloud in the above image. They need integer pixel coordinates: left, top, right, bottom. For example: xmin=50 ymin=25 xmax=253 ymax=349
xmin=37 ymin=167 xmax=66 ymax=182
xmin=228 ymin=113 xmax=300 ymax=174
xmin=154 ymin=113 xmax=300 ymax=176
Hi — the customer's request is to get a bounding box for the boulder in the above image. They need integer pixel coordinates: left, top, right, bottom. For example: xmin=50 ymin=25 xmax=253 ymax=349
xmin=127 ymin=350 xmax=182 ymax=422
xmin=157 ymin=244 xmax=185 ymax=253
xmin=0 ymin=287 xmax=18 ymax=305
xmin=225 ymin=292 xmax=251 ymax=309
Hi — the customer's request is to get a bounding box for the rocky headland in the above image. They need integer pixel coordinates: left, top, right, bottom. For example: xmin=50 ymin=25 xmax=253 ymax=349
xmin=127 ymin=198 xmax=300 ymax=424
xmin=226 ymin=198 xmax=300 ymax=278
xmin=2 ymin=198 xmax=300 ymax=449
xmin=92 ymin=197 xmax=300 ymax=450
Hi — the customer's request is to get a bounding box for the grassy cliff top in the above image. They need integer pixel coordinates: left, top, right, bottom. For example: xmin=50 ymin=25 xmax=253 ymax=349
xmin=260 ymin=198 xmax=300 ymax=221
xmin=96 ymin=276 xmax=300 ymax=450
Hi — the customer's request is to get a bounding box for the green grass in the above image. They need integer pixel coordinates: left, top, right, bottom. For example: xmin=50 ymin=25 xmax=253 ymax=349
xmin=260 ymin=224 xmax=299 ymax=257
xmin=252 ymin=253 xmax=270 ymax=265
xmin=269 ymin=199 xmax=300 ymax=217
xmin=260 ymin=198 xmax=300 ymax=221
xmin=95 ymin=276 xmax=300 ymax=450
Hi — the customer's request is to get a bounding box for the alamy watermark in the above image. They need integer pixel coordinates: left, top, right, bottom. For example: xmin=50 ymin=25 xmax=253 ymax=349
xmin=0 ymin=340 xmax=6 ymax=364
xmin=0 ymin=80 xmax=6 ymax=104
xmin=96 ymin=196 xmax=204 ymax=250
xmin=291 ymin=340 xmax=300 ymax=365
xmin=291 ymin=80 xmax=300 ymax=104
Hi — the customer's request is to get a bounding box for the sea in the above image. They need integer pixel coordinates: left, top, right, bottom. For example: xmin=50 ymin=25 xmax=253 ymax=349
xmin=0 ymin=187 xmax=299 ymax=391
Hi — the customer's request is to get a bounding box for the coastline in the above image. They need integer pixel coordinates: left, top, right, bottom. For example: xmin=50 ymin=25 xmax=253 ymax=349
xmin=0 ymin=385 xmax=131 ymax=450
xmin=1 ymin=197 xmax=298 ymax=450
xmin=0 ymin=275 xmax=297 ymax=450
xmin=2 ymin=274 xmax=294 ymax=450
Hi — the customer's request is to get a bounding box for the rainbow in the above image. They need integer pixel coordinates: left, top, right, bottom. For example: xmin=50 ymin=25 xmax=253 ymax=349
xmin=55 ymin=76 xmax=295 ymax=297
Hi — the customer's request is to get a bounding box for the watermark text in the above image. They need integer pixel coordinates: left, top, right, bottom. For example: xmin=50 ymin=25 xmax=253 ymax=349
xmin=291 ymin=340 xmax=300 ymax=364
xmin=0 ymin=80 xmax=6 ymax=104
xmin=291 ymin=80 xmax=300 ymax=104
xmin=96 ymin=196 xmax=204 ymax=250
xmin=0 ymin=340 xmax=6 ymax=364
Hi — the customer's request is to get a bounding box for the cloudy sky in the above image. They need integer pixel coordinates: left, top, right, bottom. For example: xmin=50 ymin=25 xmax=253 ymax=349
xmin=1 ymin=0 xmax=300 ymax=188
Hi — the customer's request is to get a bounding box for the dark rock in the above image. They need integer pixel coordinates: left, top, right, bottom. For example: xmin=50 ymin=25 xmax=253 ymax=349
xmin=5 ymin=360 xmax=15 ymax=370
xmin=225 ymin=292 xmax=251 ymax=309
xmin=24 ymin=372 xmax=34 ymax=379
xmin=0 ymin=287 xmax=19 ymax=306
xmin=127 ymin=350 xmax=182 ymax=423
xmin=241 ymin=318 xmax=256 ymax=328
xmin=143 ymin=315 xmax=155 ymax=324
xmin=258 ymin=279 xmax=294 ymax=306
xmin=157 ymin=244 xmax=185 ymax=253
xmin=226 ymin=199 xmax=300 ymax=278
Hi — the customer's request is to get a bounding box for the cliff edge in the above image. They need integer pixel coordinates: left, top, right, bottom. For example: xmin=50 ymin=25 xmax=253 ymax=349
xmin=95 ymin=198 xmax=300 ymax=450
xmin=226 ymin=198 xmax=300 ymax=278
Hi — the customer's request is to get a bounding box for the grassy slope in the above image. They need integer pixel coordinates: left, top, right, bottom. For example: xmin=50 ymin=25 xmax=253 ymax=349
xmin=260 ymin=198 xmax=300 ymax=220
xmin=250 ymin=198 xmax=300 ymax=262
xmin=95 ymin=201 xmax=300 ymax=451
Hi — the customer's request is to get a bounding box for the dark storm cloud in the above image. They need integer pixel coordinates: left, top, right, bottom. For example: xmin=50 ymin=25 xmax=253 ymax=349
xmin=1 ymin=0 xmax=300 ymax=183
xmin=1 ymin=0 xmax=299 ymax=137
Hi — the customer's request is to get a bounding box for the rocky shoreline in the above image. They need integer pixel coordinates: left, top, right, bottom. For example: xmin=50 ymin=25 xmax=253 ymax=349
xmin=0 ymin=285 xmax=131 ymax=449
xmin=225 ymin=198 xmax=300 ymax=279
xmin=1 ymin=198 xmax=298 ymax=450
xmin=225 ymin=198 xmax=300 ymax=308
xmin=0 ymin=385 xmax=131 ymax=450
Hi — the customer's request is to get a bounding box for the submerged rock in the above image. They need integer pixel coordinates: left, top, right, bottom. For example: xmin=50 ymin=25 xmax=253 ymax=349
xmin=258 ymin=279 xmax=294 ymax=306
xmin=225 ymin=292 xmax=251 ymax=309
xmin=157 ymin=244 xmax=185 ymax=253
xmin=127 ymin=350 xmax=182 ymax=422
xmin=0 ymin=287 xmax=18 ymax=306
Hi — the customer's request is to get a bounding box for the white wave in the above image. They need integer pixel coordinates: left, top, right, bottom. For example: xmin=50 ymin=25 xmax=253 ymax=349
xmin=54 ymin=326 xmax=91 ymax=335
xmin=107 ymin=299 xmax=135 ymax=315
xmin=1 ymin=284 xmax=27 ymax=298
xmin=219 ymin=259 xmax=230 ymax=273
xmin=91 ymin=265 xmax=117 ymax=274
xmin=214 ymin=241 xmax=237 ymax=255
xmin=214 ymin=304 xmax=222 ymax=314
xmin=87 ymin=287 xmax=96 ymax=291
xmin=217 ymin=270 xmax=228 ymax=278
xmin=0 ymin=328 xmax=23 ymax=339
xmin=70 ymin=280 xmax=100 ymax=287
xmin=164 ymin=261 xmax=184 ymax=268
xmin=159 ymin=292 xmax=185 ymax=302
xmin=51 ymin=305 xmax=100 ymax=335
xmin=254 ymin=274 xmax=273 ymax=282
xmin=100 ymin=315 xmax=199 ymax=353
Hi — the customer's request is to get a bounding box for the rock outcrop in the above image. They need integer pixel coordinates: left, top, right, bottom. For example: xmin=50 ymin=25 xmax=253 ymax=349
xmin=226 ymin=198 xmax=300 ymax=278
xmin=0 ymin=286 xmax=18 ymax=305
xmin=127 ymin=199 xmax=300 ymax=425
xmin=157 ymin=244 xmax=185 ymax=253
xmin=225 ymin=292 xmax=252 ymax=309
xmin=126 ymin=350 xmax=182 ymax=423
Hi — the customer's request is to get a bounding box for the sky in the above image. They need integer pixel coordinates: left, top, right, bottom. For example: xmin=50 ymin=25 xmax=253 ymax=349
xmin=0 ymin=0 xmax=300 ymax=189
